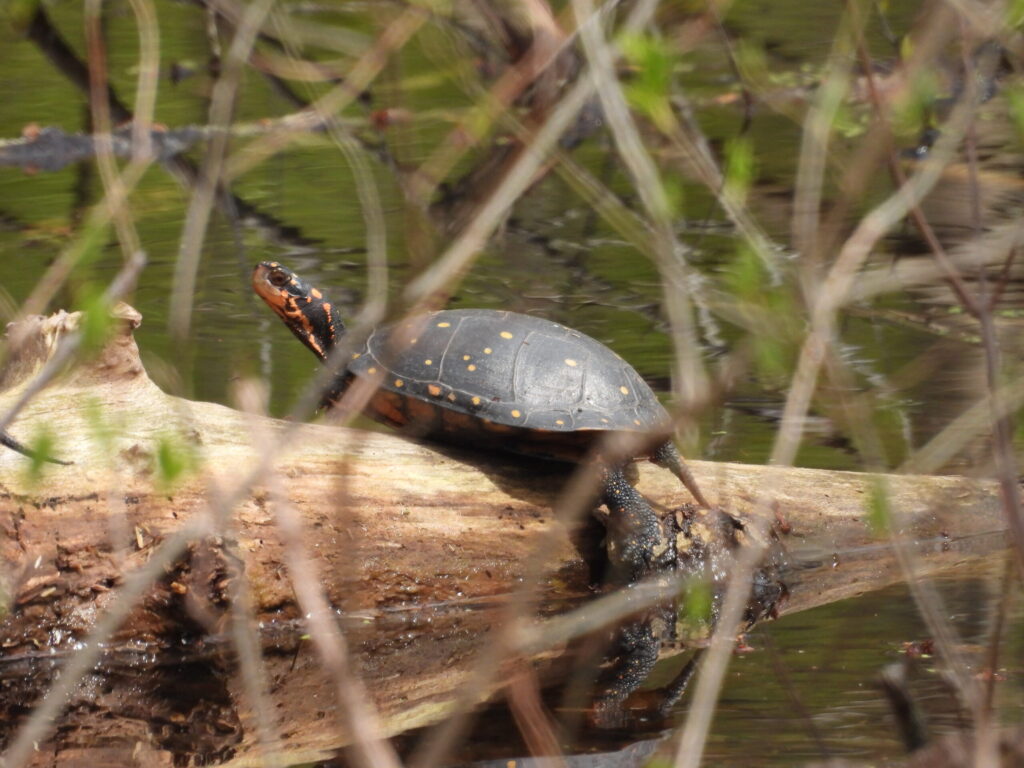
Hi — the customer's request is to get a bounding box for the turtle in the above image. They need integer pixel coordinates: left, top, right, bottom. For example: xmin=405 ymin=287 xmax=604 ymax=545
xmin=252 ymin=260 xmax=710 ymax=581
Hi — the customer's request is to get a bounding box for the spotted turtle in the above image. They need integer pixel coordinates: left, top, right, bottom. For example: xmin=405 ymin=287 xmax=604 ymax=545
xmin=253 ymin=261 xmax=710 ymax=581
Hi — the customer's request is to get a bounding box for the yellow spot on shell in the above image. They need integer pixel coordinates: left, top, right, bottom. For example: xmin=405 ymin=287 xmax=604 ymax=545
xmin=447 ymin=392 xmax=457 ymax=401
xmin=472 ymin=396 xmax=481 ymax=405
xmin=410 ymin=338 xmax=418 ymax=344
xmin=620 ymin=386 xmax=630 ymax=395
xmin=424 ymin=359 xmax=433 ymax=365
xmin=500 ymin=331 xmax=513 ymax=339
xmin=463 ymin=355 xmax=471 ymax=361
xmin=601 ymin=418 xmax=609 ymax=424
xmin=555 ymin=419 xmax=565 ymax=426
xmin=351 ymin=353 xmax=361 ymax=359
xmin=634 ymin=419 xmax=641 ymax=426
xmin=467 ymin=364 xmax=477 ymax=371
xmin=484 ymin=347 xmax=492 ymax=354
xmin=428 ymin=385 xmax=442 ymax=397
xmin=511 ymin=410 xmax=521 ymax=418
xmin=565 ymin=358 xmax=577 ymax=367
xmin=368 ymin=367 xmax=377 ymax=375
xmin=394 ymin=379 xmax=404 ymax=388
xmin=437 ymin=321 xmax=451 ymax=328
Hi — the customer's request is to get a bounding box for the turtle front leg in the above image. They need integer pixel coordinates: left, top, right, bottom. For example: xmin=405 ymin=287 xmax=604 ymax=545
xmin=600 ymin=466 xmax=671 ymax=584
xmin=652 ymin=441 xmax=709 ymax=508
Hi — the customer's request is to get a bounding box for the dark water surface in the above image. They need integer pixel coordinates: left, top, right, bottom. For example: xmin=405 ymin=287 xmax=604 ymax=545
xmin=0 ymin=0 xmax=1021 ymax=765
xmin=421 ymin=568 xmax=1023 ymax=768
xmin=704 ymin=571 xmax=1023 ymax=766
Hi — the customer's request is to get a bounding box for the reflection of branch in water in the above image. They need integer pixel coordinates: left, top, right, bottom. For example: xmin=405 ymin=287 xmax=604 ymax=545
xmin=24 ymin=5 xmax=133 ymax=124
xmin=404 ymin=0 xmax=605 ymax=237
xmin=18 ymin=4 xmax=321 ymax=251
xmin=0 ymin=125 xmax=206 ymax=172
xmin=456 ymin=737 xmax=670 ymax=768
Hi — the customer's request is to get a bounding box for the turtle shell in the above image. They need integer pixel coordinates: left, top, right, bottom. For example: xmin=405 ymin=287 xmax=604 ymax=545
xmin=342 ymin=309 xmax=670 ymax=457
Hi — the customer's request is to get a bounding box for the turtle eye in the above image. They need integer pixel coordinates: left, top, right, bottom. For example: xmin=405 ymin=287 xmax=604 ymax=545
xmin=268 ymin=269 xmax=290 ymax=287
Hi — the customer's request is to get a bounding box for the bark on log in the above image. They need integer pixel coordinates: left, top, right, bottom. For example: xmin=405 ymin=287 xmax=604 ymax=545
xmin=0 ymin=307 xmax=1010 ymax=766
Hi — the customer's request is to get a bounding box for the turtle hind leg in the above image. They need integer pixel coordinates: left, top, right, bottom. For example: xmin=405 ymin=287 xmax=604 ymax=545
xmin=600 ymin=466 xmax=669 ymax=583
xmin=592 ymin=619 xmax=660 ymax=727
xmin=652 ymin=441 xmax=709 ymax=508
xmin=593 ymin=624 xmax=703 ymax=727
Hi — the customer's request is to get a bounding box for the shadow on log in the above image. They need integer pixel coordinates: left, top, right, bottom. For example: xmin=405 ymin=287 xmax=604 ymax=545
xmin=0 ymin=307 xmax=1010 ymax=766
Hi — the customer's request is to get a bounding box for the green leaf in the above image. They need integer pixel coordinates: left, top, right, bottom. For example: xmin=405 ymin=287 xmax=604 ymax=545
xmin=1007 ymin=0 xmax=1024 ymax=28
xmin=83 ymin=397 xmax=118 ymax=461
xmin=155 ymin=434 xmax=195 ymax=492
xmin=752 ymin=334 xmax=790 ymax=385
xmin=681 ymin=577 xmax=713 ymax=627
xmin=891 ymin=70 xmax=940 ymax=137
xmin=663 ymin=175 xmax=686 ymax=218
xmin=620 ymin=32 xmax=674 ymax=98
xmin=77 ymin=285 xmax=114 ymax=356
xmin=724 ymin=244 xmax=764 ymax=300
xmin=21 ymin=428 xmax=58 ymax=486
xmin=620 ymin=32 xmax=676 ymax=130
xmin=1008 ymin=86 xmax=1024 ymax=140
xmin=735 ymin=40 xmax=768 ymax=84
xmin=724 ymin=137 xmax=755 ymax=203
xmin=832 ymin=101 xmax=867 ymax=139
xmin=866 ymin=476 xmax=891 ymax=536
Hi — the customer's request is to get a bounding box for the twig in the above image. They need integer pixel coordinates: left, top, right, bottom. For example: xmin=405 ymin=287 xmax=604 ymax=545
xmin=169 ymin=0 xmax=277 ymax=343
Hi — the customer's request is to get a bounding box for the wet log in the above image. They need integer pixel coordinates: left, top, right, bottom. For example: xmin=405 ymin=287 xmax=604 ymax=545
xmin=0 ymin=307 xmax=1010 ymax=766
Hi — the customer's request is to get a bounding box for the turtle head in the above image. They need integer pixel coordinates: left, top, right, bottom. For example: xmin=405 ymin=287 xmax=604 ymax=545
xmin=252 ymin=261 xmax=344 ymax=362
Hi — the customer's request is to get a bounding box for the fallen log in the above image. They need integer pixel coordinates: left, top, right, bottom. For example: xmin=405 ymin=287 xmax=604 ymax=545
xmin=0 ymin=306 xmax=1010 ymax=766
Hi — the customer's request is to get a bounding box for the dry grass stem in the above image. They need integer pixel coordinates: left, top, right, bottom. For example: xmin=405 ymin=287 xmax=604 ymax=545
xmin=403 ymin=72 xmax=594 ymax=307
xmin=125 ymin=0 xmax=160 ymax=161
xmin=266 ymin=476 xmax=403 ymax=768
xmin=85 ymin=0 xmax=145 ymax=264
xmin=672 ymin=531 xmax=768 ymax=768
xmin=772 ymin=89 xmax=980 ymax=468
xmin=224 ymin=7 xmax=427 ymax=183
xmin=169 ymin=0 xmax=276 ymax=343
xmin=237 ymin=380 xmax=399 ymax=768
xmin=508 ymin=672 xmax=566 ymax=768
xmin=572 ymin=0 xmax=708 ymax=410
xmin=229 ymin=381 xmax=287 ymax=767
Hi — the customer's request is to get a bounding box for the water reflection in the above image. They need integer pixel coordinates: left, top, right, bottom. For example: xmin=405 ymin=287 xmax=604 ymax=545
xmin=386 ymin=571 xmax=1020 ymax=768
